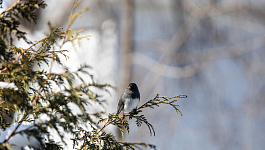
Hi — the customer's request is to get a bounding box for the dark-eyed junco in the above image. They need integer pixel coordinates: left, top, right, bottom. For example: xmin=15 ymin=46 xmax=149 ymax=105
xmin=116 ymin=83 xmax=140 ymax=117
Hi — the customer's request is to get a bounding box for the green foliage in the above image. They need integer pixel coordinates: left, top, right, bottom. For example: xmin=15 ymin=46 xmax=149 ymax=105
xmin=72 ymin=125 xmax=157 ymax=150
xmin=0 ymin=1 xmax=187 ymax=150
xmin=0 ymin=0 xmax=110 ymax=149
xmin=136 ymin=94 xmax=187 ymax=116
xmin=0 ymin=0 xmax=46 ymax=47
xmin=72 ymin=94 xmax=187 ymax=149
xmin=0 ymin=0 xmax=47 ymax=131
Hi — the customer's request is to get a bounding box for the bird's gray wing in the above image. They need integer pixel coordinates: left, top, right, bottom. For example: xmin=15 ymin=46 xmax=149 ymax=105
xmin=116 ymin=96 xmax=124 ymax=115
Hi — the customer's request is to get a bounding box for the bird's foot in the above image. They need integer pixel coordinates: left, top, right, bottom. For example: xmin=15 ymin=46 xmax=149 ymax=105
xmin=128 ymin=109 xmax=138 ymax=120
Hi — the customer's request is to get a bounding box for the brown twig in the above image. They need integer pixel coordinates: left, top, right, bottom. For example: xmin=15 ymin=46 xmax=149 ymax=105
xmin=81 ymin=120 xmax=111 ymax=149
xmin=97 ymin=120 xmax=110 ymax=134
xmin=96 ymin=112 xmax=131 ymax=134
xmin=31 ymin=54 xmax=55 ymax=106
xmin=1 ymin=0 xmax=21 ymax=15
xmin=0 ymin=100 xmax=6 ymax=105
xmin=28 ymin=43 xmax=47 ymax=61
xmin=81 ymin=111 xmax=134 ymax=148
xmin=0 ymin=42 xmax=37 ymax=75
xmin=0 ymin=70 xmax=9 ymax=75
xmin=0 ymin=72 xmax=9 ymax=75
xmin=12 ymin=44 xmax=35 ymax=64
xmin=3 ymin=114 xmax=27 ymax=143
xmin=96 ymin=109 xmax=141 ymax=135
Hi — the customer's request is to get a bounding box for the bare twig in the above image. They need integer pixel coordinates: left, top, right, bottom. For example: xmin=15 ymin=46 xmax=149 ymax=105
xmin=28 ymin=43 xmax=47 ymax=61
xmin=97 ymin=120 xmax=110 ymax=134
xmin=1 ymin=0 xmax=21 ymax=15
xmin=0 ymin=72 xmax=9 ymax=75
xmin=0 ymin=100 xmax=6 ymax=105
xmin=3 ymin=114 xmax=27 ymax=143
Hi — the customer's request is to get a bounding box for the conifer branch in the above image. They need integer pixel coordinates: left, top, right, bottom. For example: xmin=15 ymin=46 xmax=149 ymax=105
xmin=0 ymin=1 xmax=112 ymax=149
xmin=3 ymin=114 xmax=27 ymax=143
xmin=31 ymin=54 xmax=56 ymax=106
xmin=0 ymin=42 xmax=37 ymax=75
xmin=81 ymin=119 xmax=111 ymax=149
xmin=97 ymin=120 xmax=110 ymax=134
xmin=0 ymin=73 xmax=9 ymax=75
xmin=30 ymin=0 xmax=85 ymax=106
xmin=77 ymin=94 xmax=187 ymax=149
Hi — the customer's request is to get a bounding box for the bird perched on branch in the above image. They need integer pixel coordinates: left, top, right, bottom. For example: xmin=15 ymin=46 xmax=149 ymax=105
xmin=117 ymin=83 xmax=140 ymax=118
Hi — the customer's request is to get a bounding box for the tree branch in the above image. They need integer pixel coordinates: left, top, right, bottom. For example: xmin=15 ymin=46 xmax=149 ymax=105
xmin=31 ymin=54 xmax=55 ymax=106
xmin=3 ymin=114 xmax=27 ymax=143
xmin=0 ymin=42 xmax=37 ymax=75
xmin=1 ymin=0 xmax=21 ymax=15
xmin=80 ymin=94 xmax=187 ymax=149
xmin=0 ymin=100 xmax=5 ymax=105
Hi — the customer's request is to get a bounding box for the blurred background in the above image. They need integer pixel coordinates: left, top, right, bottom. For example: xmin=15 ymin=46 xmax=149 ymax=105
xmin=3 ymin=0 xmax=265 ymax=149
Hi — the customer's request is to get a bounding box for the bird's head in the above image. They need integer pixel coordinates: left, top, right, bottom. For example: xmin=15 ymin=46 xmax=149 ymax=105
xmin=127 ymin=83 xmax=138 ymax=91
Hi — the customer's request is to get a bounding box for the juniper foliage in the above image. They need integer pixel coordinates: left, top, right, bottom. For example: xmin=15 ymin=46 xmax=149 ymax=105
xmin=72 ymin=94 xmax=187 ymax=150
xmin=0 ymin=1 xmax=187 ymax=150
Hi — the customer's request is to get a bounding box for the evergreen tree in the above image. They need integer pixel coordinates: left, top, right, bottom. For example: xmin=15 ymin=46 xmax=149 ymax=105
xmin=0 ymin=0 xmax=187 ymax=149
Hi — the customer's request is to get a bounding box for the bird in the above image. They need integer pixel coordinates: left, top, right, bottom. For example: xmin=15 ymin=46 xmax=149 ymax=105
xmin=116 ymin=83 xmax=140 ymax=118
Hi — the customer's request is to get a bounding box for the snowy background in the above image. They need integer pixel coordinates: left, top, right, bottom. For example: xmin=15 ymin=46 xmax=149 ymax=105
xmin=2 ymin=0 xmax=265 ymax=150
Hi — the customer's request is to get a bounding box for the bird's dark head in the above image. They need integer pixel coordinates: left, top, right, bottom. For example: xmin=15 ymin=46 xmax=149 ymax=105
xmin=127 ymin=83 xmax=138 ymax=91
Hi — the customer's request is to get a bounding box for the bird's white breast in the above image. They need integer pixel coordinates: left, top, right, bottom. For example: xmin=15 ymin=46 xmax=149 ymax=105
xmin=123 ymin=98 xmax=139 ymax=113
